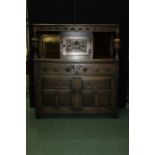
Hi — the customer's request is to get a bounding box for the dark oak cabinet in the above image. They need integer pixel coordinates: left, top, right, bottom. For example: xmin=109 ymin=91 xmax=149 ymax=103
xmin=31 ymin=24 xmax=120 ymax=118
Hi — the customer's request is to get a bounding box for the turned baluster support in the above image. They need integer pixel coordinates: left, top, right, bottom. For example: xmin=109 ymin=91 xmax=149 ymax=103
xmin=31 ymin=29 xmax=39 ymax=58
xmin=113 ymin=28 xmax=121 ymax=60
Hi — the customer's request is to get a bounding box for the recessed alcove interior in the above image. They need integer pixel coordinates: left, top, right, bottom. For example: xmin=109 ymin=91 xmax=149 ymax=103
xmin=38 ymin=31 xmax=114 ymax=59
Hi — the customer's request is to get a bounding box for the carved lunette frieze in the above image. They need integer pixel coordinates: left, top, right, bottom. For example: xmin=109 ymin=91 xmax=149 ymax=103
xmin=79 ymin=64 xmax=115 ymax=74
xmin=33 ymin=25 xmax=119 ymax=32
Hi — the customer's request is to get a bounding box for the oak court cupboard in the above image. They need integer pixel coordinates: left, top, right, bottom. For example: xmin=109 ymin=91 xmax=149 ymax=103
xmin=31 ymin=24 xmax=121 ymax=118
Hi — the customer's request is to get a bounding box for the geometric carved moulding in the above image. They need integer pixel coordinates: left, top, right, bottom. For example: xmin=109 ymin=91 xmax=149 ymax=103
xmin=33 ymin=24 xmax=120 ymax=33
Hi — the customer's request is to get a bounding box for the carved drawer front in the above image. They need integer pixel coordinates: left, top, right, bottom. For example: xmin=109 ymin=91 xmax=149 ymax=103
xmin=78 ymin=64 xmax=115 ymax=75
xmin=38 ymin=63 xmax=75 ymax=75
xmin=82 ymin=80 xmax=111 ymax=90
xmin=42 ymin=78 xmax=71 ymax=89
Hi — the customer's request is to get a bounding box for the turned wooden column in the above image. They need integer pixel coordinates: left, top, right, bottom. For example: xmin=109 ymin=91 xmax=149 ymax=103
xmin=31 ymin=29 xmax=39 ymax=58
xmin=113 ymin=28 xmax=121 ymax=60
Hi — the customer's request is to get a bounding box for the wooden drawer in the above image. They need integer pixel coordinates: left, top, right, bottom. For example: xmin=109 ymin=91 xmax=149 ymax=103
xmin=38 ymin=63 xmax=75 ymax=75
xmin=78 ymin=64 xmax=115 ymax=75
xmin=36 ymin=62 xmax=116 ymax=76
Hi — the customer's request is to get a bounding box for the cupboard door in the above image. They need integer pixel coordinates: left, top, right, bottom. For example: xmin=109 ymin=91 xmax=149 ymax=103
xmin=82 ymin=90 xmax=111 ymax=107
xmin=81 ymin=77 xmax=116 ymax=108
xmin=94 ymin=91 xmax=111 ymax=107
xmin=37 ymin=76 xmax=73 ymax=109
xmin=42 ymin=92 xmax=56 ymax=107
xmin=42 ymin=90 xmax=72 ymax=107
xmin=59 ymin=91 xmax=71 ymax=106
xmin=82 ymin=91 xmax=94 ymax=107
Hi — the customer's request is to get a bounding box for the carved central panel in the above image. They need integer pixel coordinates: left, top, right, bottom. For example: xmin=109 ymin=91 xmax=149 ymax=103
xmin=66 ymin=39 xmax=88 ymax=53
xmin=61 ymin=31 xmax=93 ymax=57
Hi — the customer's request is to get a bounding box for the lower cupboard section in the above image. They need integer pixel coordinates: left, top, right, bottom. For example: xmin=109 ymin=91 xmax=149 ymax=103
xmin=35 ymin=75 xmax=118 ymax=117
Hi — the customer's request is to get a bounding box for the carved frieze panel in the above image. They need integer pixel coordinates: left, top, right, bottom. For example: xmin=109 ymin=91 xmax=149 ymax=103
xmin=33 ymin=24 xmax=119 ymax=32
xmin=39 ymin=64 xmax=75 ymax=74
xmin=79 ymin=64 xmax=115 ymax=74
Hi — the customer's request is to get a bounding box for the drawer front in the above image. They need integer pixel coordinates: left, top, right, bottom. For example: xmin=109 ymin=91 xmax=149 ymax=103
xmin=36 ymin=62 xmax=116 ymax=76
xmin=38 ymin=63 xmax=75 ymax=75
xmin=78 ymin=64 xmax=115 ymax=75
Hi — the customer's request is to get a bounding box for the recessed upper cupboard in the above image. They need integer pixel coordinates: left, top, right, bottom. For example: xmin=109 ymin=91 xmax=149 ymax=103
xmin=37 ymin=29 xmax=117 ymax=59
xmin=93 ymin=32 xmax=114 ymax=58
xmin=40 ymin=34 xmax=60 ymax=58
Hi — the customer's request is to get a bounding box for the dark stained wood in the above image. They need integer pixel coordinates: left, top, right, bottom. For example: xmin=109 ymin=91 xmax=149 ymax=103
xmin=32 ymin=24 xmax=120 ymax=33
xmin=32 ymin=24 xmax=120 ymax=118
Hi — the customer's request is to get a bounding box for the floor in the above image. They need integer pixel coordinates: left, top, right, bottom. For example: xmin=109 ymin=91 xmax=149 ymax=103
xmin=26 ymin=95 xmax=129 ymax=155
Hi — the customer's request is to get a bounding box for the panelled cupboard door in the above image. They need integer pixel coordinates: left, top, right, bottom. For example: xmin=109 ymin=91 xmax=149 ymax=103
xmin=35 ymin=76 xmax=73 ymax=116
xmin=35 ymin=75 xmax=117 ymax=116
xmin=42 ymin=90 xmax=72 ymax=107
xmin=81 ymin=76 xmax=116 ymax=109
